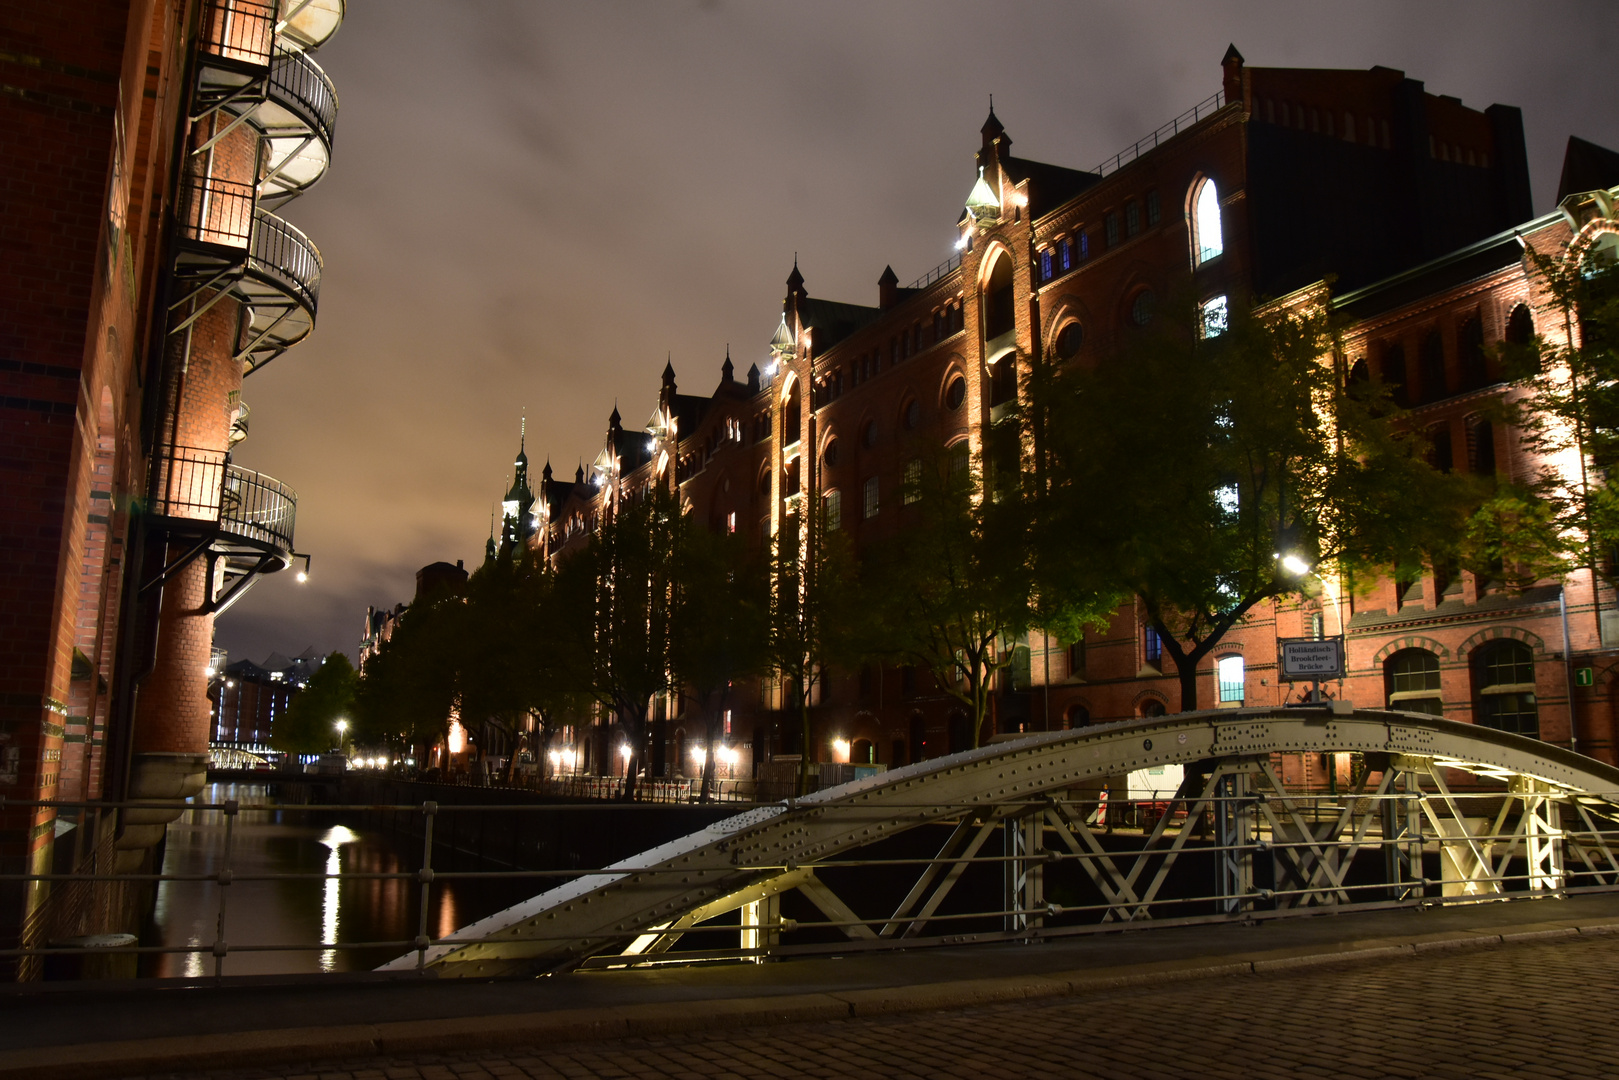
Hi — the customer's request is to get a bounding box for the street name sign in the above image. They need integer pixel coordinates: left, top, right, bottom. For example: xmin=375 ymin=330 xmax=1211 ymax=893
xmin=1279 ymin=637 xmax=1344 ymax=681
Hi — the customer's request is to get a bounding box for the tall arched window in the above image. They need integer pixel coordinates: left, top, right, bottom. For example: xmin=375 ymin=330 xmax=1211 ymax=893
xmin=983 ymin=252 xmax=1015 ymax=341
xmin=1193 ymin=178 xmax=1223 ymax=265
xmin=782 ymin=378 xmax=801 ymax=447
xmin=1385 ymin=648 xmax=1442 ymax=716
xmin=1474 ymin=640 xmax=1538 ymax=737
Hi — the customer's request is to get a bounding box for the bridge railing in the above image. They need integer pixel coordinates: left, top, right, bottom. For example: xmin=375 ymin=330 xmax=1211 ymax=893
xmin=7 ymin=776 xmax=1619 ymax=981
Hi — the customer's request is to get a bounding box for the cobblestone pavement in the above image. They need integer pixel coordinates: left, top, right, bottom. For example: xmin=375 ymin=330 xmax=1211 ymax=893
xmin=139 ymin=934 xmax=1619 ymax=1080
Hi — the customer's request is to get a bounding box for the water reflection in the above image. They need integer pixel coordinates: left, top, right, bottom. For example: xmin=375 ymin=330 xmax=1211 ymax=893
xmin=144 ymin=782 xmax=530 ymax=977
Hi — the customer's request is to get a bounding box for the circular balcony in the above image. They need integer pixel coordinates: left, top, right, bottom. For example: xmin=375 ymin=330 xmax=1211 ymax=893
xmin=220 ymin=462 xmax=297 ymax=558
xmin=259 ymin=51 xmax=339 ymax=201
xmin=277 ymin=0 xmax=345 ymax=53
xmin=172 ymin=174 xmax=323 ymax=372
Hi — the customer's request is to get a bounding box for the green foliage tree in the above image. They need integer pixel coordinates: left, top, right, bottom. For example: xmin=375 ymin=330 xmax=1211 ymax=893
xmin=564 ymin=486 xmax=684 ymax=800
xmin=1487 ymin=243 xmax=1619 ymax=599
xmin=669 ymin=525 xmax=771 ymax=800
xmin=863 ymin=447 xmax=1074 ymax=749
xmin=1034 ymin=300 xmax=1465 ymax=711
xmin=352 ymin=596 xmax=461 ymax=766
xmin=767 ymin=509 xmax=868 ymax=795
xmin=272 ymin=651 xmax=357 ymax=755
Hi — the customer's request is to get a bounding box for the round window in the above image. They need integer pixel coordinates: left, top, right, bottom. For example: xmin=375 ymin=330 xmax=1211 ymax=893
xmin=823 ymin=438 xmax=839 ymax=467
xmin=1055 ymin=322 xmax=1083 ymax=359
xmin=945 ymin=375 xmax=966 ymax=410
xmin=1130 ymin=290 xmax=1155 ymax=327
xmin=862 ymin=421 xmax=878 ymax=449
xmin=903 ymin=400 xmax=921 ymax=429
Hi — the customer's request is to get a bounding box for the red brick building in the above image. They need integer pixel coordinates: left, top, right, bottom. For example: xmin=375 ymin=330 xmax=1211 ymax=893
xmin=524 ymin=49 xmax=1619 ymax=788
xmin=0 ymin=0 xmax=344 ymax=971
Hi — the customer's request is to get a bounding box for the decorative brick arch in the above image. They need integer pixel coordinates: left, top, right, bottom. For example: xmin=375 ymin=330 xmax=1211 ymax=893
xmin=1040 ymin=293 xmax=1091 ymax=346
xmin=1371 ymin=635 xmax=1452 ymax=666
xmin=1131 ymin=688 xmax=1169 ymax=714
xmin=1457 ymin=625 xmax=1545 ymax=659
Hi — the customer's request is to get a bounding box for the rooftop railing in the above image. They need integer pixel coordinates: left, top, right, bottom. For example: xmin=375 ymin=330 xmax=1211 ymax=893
xmin=1091 ymin=89 xmax=1226 ymax=179
xmin=907 ymin=251 xmax=963 ymax=291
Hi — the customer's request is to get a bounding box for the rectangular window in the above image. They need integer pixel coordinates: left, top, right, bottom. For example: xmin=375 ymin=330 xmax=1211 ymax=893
xmin=1144 ymin=625 xmax=1162 ymax=667
xmin=903 ymin=459 xmax=922 ymax=504
xmin=727 ymin=511 xmax=737 ymax=533
xmin=823 ymin=490 xmax=841 ymax=532
xmin=1125 ymin=201 xmax=1141 ymax=237
xmin=1068 ymin=638 xmax=1086 ymax=679
xmin=1079 ymin=231 xmax=1090 ymax=259
xmin=1105 ymin=212 xmax=1119 ymax=247
xmin=1218 ymin=655 xmax=1245 ymax=703
xmin=1058 ymin=238 xmax=1072 ymax=271
xmin=863 ymin=476 xmax=879 ymax=519
xmin=1146 ymin=190 xmax=1160 ymax=226
xmin=1040 ymin=249 xmax=1053 ymax=280
xmin=1201 ymin=295 xmax=1229 ymax=338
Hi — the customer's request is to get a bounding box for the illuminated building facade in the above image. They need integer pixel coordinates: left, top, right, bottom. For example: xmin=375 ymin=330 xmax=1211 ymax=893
xmin=522 ymin=48 xmax=1619 ymax=787
xmin=0 ymin=0 xmax=345 ymax=972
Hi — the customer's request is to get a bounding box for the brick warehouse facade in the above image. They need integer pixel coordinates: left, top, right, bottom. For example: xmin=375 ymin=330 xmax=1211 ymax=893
xmin=502 ymin=49 xmax=1619 ymax=790
xmin=0 ymin=0 xmax=345 ymax=975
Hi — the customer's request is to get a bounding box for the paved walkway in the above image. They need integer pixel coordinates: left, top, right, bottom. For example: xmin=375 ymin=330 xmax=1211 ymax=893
xmin=147 ymin=932 xmax=1619 ymax=1080
xmin=6 ymin=894 xmax=1619 ymax=1079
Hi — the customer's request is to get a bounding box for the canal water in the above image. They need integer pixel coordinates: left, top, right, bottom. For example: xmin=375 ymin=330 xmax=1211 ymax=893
xmin=142 ymin=781 xmax=533 ymax=978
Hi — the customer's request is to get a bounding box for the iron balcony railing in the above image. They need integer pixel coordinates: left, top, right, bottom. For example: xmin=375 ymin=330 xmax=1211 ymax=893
xmin=175 ymin=173 xmax=323 ymax=319
xmin=149 ymin=445 xmax=297 ymax=554
xmin=200 ymin=0 xmax=277 ymax=69
xmin=268 ymin=49 xmax=338 ymax=150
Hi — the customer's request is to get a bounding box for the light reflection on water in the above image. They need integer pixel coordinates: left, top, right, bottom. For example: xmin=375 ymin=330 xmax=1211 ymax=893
xmin=144 ymin=782 xmax=524 ymax=978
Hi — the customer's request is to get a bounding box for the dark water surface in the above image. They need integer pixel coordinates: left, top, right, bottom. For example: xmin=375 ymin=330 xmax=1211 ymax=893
xmin=143 ymin=781 xmax=533 ymax=977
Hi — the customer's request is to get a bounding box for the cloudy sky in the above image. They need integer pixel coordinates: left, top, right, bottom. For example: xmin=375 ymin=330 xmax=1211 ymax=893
xmin=216 ymin=0 xmax=1619 ymax=666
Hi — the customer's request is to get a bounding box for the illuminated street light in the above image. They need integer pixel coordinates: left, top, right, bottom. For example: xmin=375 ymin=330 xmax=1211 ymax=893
xmin=1277 ymin=552 xmax=1312 ymax=577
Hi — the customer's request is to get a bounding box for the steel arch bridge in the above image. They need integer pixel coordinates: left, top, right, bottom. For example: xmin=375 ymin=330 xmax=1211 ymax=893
xmin=383 ymin=707 xmax=1619 ymax=978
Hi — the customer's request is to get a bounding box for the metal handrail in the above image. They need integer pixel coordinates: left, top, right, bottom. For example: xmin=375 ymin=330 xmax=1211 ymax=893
xmin=250 ymin=207 xmax=322 ymax=315
xmin=268 ymin=49 xmax=338 ymax=148
xmin=908 ymin=251 xmax=962 ymax=291
xmin=147 ymin=445 xmax=296 ymax=553
xmin=1091 ymin=90 xmax=1226 ymax=178
xmin=200 ymin=0 xmax=277 ymax=68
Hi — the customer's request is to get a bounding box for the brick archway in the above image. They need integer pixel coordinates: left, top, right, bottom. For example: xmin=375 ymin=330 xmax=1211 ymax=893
xmin=1457 ymin=625 xmax=1545 ymax=659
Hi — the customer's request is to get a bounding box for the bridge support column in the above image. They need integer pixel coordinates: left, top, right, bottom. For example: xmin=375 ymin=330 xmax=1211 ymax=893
xmin=1515 ymin=776 xmax=1565 ymax=895
xmin=1003 ymin=808 xmax=1044 ymax=934
xmin=1382 ymin=766 xmax=1425 ymax=902
xmin=1215 ymin=770 xmax=1254 ymax=915
xmin=740 ymin=893 xmax=779 ymax=961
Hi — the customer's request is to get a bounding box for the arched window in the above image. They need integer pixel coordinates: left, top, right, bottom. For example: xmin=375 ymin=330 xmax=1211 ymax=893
xmin=1054 ymin=321 xmax=1083 ymax=360
xmin=1064 ymin=704 xmax=1090 ymax=729
xmin=1385 ymin=648 xmax=1442 ymax=716
xmin=1216 ymin=655 xmax=1244 ymax=703
xmin=983 ymin=252 xmax=1015 ymax=340
xmin=822 ymin=437 xmax=840 ymax=468
xmin=1506 ymin=303 xmax=1534 ymax=346
xmin=1193 ymin=178 xmax=1223 ymax=265
xmin=1140 ymin=699 xmax=1167 ymax=718
xmin=1130 ymin=289 xmax=1155 ymax=328
xmin=945 ymin=374 xmax=967 ymax=410
xmin=1465 ymin=414 xmax=1495 ymax=476
xmin=1474 ymin=641 xmax=1538 ymax=737
xmin=902 ymin=399 xmax=922 ymax=430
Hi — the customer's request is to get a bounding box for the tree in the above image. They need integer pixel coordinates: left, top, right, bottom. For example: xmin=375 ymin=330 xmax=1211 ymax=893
xmin=352 ymin=596 xmax=461 ymax=766
xmin=272 ymin=652 xmax=356 ymax=755
xmin=566 ymin=486 xmax=683 ymax=800
xmin=864 ymin=447 xmax=1077 ymax=748
xmin=1035 ymin=299 xmax=1465 ymax=711
xmin=767 ymin=510 xmax=867 ymax=795
xmin=669 ymin=525 xmax=770 ymax=801
xmin=1486 ymin=243 xmax=1619 ymax=599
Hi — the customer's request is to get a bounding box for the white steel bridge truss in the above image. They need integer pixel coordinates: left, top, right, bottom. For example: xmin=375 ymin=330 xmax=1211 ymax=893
xmin=383 ymin=707 xmax=1619 ymax=977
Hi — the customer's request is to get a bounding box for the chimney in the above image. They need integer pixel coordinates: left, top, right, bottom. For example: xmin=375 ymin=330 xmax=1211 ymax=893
xmin=878 ymin=265 xmax=900 ymax=310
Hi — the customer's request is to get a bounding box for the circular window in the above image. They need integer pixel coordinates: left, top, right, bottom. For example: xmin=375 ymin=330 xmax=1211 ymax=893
xmin=1055 ymin=322 xmax=1083 ymax=359
xmin=903 ymin=400 xmax=921 ymax=430
xmin=1130 ymin=290 xmax=1155 ymax=327
xmin=862 ymin=421 xmax=878 ymax=449
xmin=822 ymin=438 xmax=839 ymax=467
xmin=945 ymin=375 xmax=966 ymax=410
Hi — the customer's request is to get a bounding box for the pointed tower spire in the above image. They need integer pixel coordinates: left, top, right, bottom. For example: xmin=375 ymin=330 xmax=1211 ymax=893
xmin=542 ymin=459 xmax=553 ymax=482
xmin=575 ymin=461 xmax=585 ymax=485
xmin=878 ymin=265 xmax=900 ymax=309
xmin=609 ymin=401 xmax=622 ymax=428
xmin=662 ymin=354 xmax=677 ymax=390
xmin=721 ymin=345 xmax=734 ymax=383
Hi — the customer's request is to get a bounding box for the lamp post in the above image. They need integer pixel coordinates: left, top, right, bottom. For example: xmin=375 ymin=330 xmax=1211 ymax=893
xmin=334 ymin=717 xmax=348 ymax=755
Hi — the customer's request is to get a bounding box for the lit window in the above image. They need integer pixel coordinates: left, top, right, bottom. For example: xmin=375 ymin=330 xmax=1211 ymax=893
xmin=1215 ymin=482 xmax=1239 ymax=518
xmin=863 ymin=476 xmax=879 ymax=519
xmin=1057 ymin=238 xmax=1072 ymax=271
xmin=903 ymin=459 xmax=922 ymax=504
xmin=1194 ymin=179 xmax=1223 ymax=265
xmin=823 ymin=490 xmax=841 ymax=532
xmin=727 ymin=511 xmax=737 ymax=533
xmin=1079 ymin=232 xmax=1090 ymax=260
xmin=1040 ymin=249 xmax=1053 ymax=280
xmin=1201 ymin=294 xmax=1229 ymax=337
xmin=1143 ymin=625 xmax=1163 ymax=667
xmin=1217 ymin=655 xmax=1244 ymax=703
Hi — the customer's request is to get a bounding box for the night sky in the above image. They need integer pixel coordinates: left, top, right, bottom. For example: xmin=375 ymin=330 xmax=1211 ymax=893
xmin=215 ymin=0 xmax=1619 ymax=667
